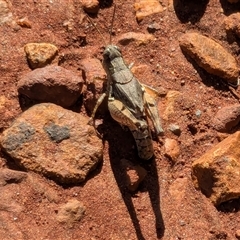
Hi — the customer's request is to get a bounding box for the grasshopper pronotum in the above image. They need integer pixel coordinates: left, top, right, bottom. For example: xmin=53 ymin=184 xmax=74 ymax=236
xmin=88 ymin=5 xmax=164 ymax=160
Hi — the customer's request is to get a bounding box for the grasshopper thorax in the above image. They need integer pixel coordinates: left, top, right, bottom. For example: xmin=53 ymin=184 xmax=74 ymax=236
xmin=103 ymin=45 xmax=122 ymax=61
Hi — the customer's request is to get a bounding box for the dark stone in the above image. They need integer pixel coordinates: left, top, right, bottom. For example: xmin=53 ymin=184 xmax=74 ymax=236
xmin=3 ymin=123 xmax=35 ymax=151
xmin=44 ymin=123 xmax=70 ymax=143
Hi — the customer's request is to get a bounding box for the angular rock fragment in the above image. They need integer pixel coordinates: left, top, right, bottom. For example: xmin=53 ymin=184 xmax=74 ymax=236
xmin=164 ymin=138 xmax=180 ymax=162
xmin=179 ymin=32 xmax=239 ymax=85
xmin=24 ymin=43 xmax=58 ymax=69
xmin=0 ymin=103 xmax=103 ymax=184
xmin=118 ymin=32 xmax=154 ymax=46
xmin=134 ymin=0 xmax=164 ymax=21
xmin=212 ymin=104 xmax=240 ymax=133
xmin=121 ymin=158 xmax=147 ymax=192
xmin=17 ymin=65 xmax=83 ymax=108
xmin=192 ymin=131 xmax=240 ymax=206
xmin=17 ymin=17 xmax=32 ymax=28
xmin=224 ymin=13 xmax=240 ymax=39
xmin=168 ymin=124 xmax=181 ymax=136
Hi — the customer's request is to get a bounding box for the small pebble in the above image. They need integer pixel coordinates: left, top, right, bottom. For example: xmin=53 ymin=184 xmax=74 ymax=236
xmin=179 ymin=220 xmax=185 ymax=226
xmin=236 ymin=229 xmax=240 ymax=239
xmin=168 ymin=124 xmax=181 ymax=136
xmin=195 ymin=110 xmax=202 ymax=118
xmin=147 ymin=22 xmax=161 ymax=33
xmin=180 ymin=80 xmax=185 ymax=86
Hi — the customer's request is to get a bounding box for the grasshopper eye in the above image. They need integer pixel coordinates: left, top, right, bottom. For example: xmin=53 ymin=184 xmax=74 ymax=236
xmin=114 ymin=45 xmax=121 ymax=53
xmin=103 ymin=48 xmax=110 ymax=58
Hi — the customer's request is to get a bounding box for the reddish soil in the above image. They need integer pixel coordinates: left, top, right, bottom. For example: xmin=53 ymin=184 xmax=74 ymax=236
xmin=1 ymin=0 xmax=240 ymax=239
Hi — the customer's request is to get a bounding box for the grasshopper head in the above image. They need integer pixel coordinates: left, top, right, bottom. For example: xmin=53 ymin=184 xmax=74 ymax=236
xmin=103 ymin=45 xmax=122 ymax=61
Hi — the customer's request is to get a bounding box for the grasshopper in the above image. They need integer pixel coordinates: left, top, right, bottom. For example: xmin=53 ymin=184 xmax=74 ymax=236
xmin=88 ymin=6 xmax=164 ymax=160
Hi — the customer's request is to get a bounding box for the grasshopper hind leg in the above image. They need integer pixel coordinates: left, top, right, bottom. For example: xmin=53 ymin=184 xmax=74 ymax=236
xmin=108 ymin=98 xmax=147 ymax=131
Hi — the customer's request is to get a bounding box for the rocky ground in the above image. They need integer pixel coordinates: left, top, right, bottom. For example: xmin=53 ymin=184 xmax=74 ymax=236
xmin=1 ymin=0 xmax=240 ymax=239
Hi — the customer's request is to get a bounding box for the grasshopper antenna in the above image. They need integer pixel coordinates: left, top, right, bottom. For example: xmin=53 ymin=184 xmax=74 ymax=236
xmin=109 ymin=4 xmax=116 ymax=44
xmin=86 ymin=14 xmax=107 ymax=46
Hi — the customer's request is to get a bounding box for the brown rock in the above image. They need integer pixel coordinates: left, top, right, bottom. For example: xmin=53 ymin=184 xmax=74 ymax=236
xmin=56 ymin=199 xmax=86 ymax=226
xmin=80 ymin=58 xmax=106 ymax=114
xmin=134 ymin=0 xmax=164 ymax=21
xmin=179 ymin=32 xmax=239 ymax=85
xmin=17 ymin=65 xmax=83 ymax=108
xmin=121 ymin=159 xmax=147 ymax=191
xmin=164 ymin=138 xmax=180 ymax=162
xmin=224 ymin=13 xmax=240 ymax=38
xmin=0 ymin=168 xmax=27 ymax=186
xmin=24 ymin=43 xmax=58 ymax=69
xmin=0 ymin=103 xmax=103 ymax=184
xmin=82 ymin=0 xmax=99 ymax=14
xmin=192 ymin=131 xmax=240 ymax=206
xmin=80 ymin=58 xmax=106 ymax=84
xmin=212 ymin=104 xmax=240 ymax=132
xmin=118 ymin=32 xmax=154 ymax=46
xmin=16 ymin=17 xmax=32 ymax=28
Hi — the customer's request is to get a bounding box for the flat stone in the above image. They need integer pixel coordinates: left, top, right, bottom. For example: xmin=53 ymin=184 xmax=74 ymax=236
xmin=118 ymin=32 xmax=154 ymax=46
xmin=134 ymin=0 xmax=164 ymax=22
xmin=212 ymin=104 xmax=240 ymax=133
xmin=0 ymin=168 xmax=27 ymax=186
xmin=179 ymin=32 xmax=239 ymax=85
xmin=0 ymin=103 xmax=103 ymax=184
xmin=17 ymin=65 xmax=83 ymax=108
xmin=56 ymin=199 xmax=86 ymax=226
xmin=24 ymin=43 xmax=58 ymax=69
xmin=192 ymin=131 xmax=240 ymax=206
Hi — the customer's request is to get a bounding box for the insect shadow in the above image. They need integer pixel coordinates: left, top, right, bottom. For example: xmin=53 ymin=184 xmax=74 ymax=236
xmin=173 ymin=0 xmax=209 ymax=24
xmin=98 ymin=115 xmax=165 ymax=239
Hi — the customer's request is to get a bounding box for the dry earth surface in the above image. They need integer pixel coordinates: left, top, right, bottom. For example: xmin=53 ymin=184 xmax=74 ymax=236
xmin=1 ymin=0 xmax=240 ymax=239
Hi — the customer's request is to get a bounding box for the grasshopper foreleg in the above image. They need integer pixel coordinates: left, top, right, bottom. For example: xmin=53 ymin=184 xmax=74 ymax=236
xmin=88 ymin=92 xmax=107 ymax=126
